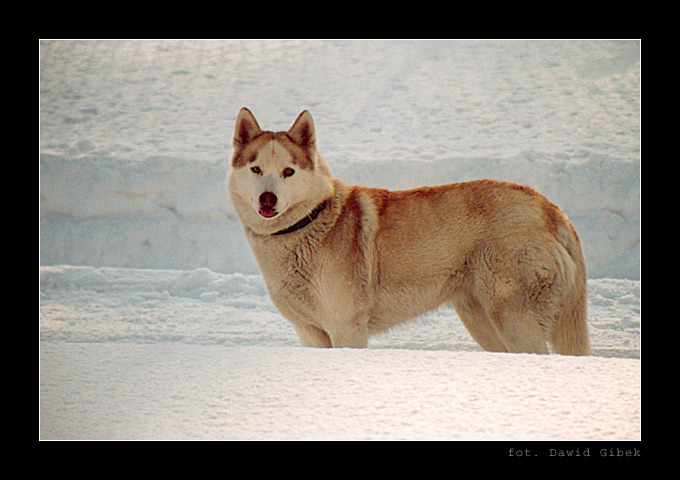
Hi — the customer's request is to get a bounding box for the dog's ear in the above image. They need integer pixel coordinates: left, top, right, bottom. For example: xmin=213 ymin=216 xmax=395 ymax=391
xmin=233 ymin=108 xmax=262 ymax=146
xmin=287 ymin=110 xmax=315 ymax=148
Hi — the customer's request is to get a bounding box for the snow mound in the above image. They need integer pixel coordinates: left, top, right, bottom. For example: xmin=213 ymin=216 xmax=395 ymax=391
xmin=40 ymin=150 xmax=639 ymax=279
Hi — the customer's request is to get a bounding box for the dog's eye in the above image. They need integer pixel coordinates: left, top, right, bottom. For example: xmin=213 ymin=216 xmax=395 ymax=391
xmin=282 ymin=167 xmax=295 ymax=178
xmin=251 ymin=166 xmax=261 ymax=175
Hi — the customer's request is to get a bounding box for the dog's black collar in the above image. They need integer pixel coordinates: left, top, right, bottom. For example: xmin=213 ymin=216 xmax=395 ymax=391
xmin=271 ymin=201 xmax=328 ymax=236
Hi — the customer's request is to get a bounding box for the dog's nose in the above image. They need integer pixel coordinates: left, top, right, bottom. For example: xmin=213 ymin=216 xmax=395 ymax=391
xmin=259 ymin=192 xmax=277 ymax=207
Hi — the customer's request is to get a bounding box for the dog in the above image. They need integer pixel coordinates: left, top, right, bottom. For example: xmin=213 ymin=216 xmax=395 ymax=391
xmin=227 ymin=108 xmax=590 ymax=355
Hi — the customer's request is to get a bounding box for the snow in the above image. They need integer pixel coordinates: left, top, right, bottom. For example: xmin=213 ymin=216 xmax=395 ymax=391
xmin=39 ymin=40 xmax=640 ymax=440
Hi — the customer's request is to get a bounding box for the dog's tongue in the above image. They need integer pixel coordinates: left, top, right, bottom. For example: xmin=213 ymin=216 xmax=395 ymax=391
xmin=259 ymin=208 xmax=278 ymax=218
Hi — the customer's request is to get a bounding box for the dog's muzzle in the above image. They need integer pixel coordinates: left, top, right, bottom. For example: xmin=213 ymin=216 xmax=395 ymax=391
xmin=258 ymin=192 xmax=278 ymax=218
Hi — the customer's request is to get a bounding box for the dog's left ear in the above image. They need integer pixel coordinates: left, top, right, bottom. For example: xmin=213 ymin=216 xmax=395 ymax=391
xmin=288 ymin=110 xmax=315 ymax=148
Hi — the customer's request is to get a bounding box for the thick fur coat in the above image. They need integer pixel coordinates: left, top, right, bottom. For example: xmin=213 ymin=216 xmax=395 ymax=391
xmin=228 ymin=108 xmax=590 ymax=354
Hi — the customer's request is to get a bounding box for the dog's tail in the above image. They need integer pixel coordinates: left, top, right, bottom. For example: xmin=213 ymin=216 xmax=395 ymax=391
xmin=549 ymin=221 xmax=591 ymax=356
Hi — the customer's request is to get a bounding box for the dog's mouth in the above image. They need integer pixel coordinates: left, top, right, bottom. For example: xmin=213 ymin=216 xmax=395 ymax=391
xmin=258 ymin=207 xmax=278 ymax=218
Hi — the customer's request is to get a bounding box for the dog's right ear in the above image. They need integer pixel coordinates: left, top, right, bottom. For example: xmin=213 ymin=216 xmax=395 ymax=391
xmin=233 ymin=108 xmax=262 ymax=147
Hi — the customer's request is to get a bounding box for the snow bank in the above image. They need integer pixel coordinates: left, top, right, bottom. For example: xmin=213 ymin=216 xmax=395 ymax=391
xmin=38 ymin=266 xmax=640 ymax=358
xmin=40 ymin=149 xmax=639 ymax=279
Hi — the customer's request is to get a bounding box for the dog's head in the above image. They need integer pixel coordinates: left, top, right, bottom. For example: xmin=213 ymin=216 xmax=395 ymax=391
xmin=227 ymin=108 xmax=334 ymax=234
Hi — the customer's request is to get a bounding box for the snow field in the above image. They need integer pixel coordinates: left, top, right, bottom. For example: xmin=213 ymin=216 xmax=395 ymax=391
xmin=40 ymin=40 xmax=640 ymax=440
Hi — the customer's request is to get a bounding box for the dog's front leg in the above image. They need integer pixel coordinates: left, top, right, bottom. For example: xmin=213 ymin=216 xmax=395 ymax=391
xmin=294 ymin=323 xmax=332 ymax=348
xmin=327 ymin=313 xmax=369 ymax=348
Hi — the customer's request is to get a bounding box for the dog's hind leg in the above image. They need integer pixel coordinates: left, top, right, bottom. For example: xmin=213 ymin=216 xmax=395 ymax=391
xmin=489 ymin=307 xmax=549 ymax=354
xmin=450 ymin=294 xmax=507 ymax=353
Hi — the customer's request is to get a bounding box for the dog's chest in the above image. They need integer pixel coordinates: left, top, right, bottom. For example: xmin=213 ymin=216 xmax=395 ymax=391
xmin=249 ymin=233 xmax=359 ymax=325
